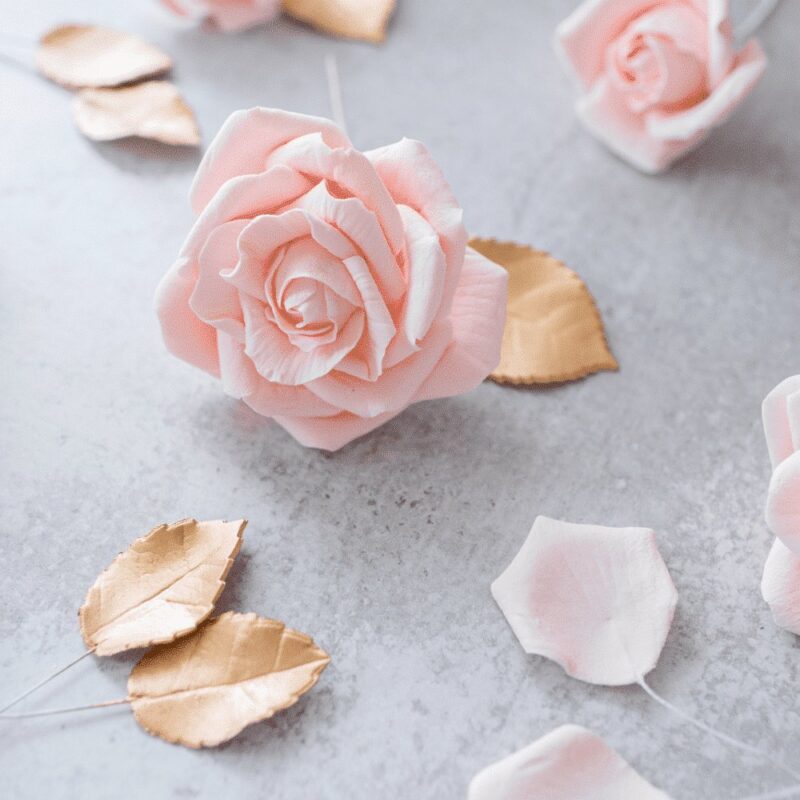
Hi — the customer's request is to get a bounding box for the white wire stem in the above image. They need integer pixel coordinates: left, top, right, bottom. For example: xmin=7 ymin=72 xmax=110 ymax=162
xmin=737 ymin=0 xmax=784 ymax=41
xmin=638 ymin=676 xmax=800 ymax=786
xmin=324 ymin=54 xmax=348 ymax=135
xmin=0 ymin=650 xmax=93 ymax=714
xmin=740 ymin=787 xmax=800 ymax=800
xmin=0 ymin=698 xmax=130 ymax=719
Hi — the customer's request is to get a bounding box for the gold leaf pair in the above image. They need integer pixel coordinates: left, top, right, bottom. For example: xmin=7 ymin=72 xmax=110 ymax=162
xmin=37 ymin=25 xmax=199 ymax=147
xmin=283 ymin=0 xmax=396 ymax=43
xmin=470 ymin=239 xmax=618 ymax=384
xmin=78 ymin=519 xmax=329 ymax=747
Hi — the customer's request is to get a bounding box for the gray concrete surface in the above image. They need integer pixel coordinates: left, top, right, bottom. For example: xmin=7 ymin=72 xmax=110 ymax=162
xmin=1 ymin=1 xmax=799 ymax=797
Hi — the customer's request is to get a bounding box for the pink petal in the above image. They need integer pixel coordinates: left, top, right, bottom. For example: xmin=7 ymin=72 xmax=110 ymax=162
xmin=206 ymin=0 xmax=281 ymax=32
xmin=646 ymin=39 xmax=766 ymax=141
xmin=468 ymin=724 xmax=670 ymax=800
xmin=365 ymin=138 xmax=467 ymax=314
xmin=765 ymin=451 xmax=800 ymax=555
xmin=554 ymin=0 xmax=663 ymax=90
xmin=491 ymin=516 xmax=678 ymax=686
xmin=241 ymin=293 xmax=364 ymax=386
xmin=272 ymin=408 xmax=404 ymax=451
xmin=306 ymin=321 xmax=452 ymax=419
xmin=761 ymin=538 xmax=800 ymax=636
xmin=762 ymin=375 xmax=800 ymax=470
xmin=155 ymin=257 xmax=220 ymax=377
xmin=268 ymin=133 xmax=406 ymax=277
xmin=578 ymin=76 xmax=702 ymax=173
xmin=414 ymin=247 xmax=507 ymax=402
xmin=190 ymin=109 xmax=351 ymax=214
xmin=705 ymin=0 xmax=735 ymax=88
xmin=217 ymin=331 xmax=338 ymax=417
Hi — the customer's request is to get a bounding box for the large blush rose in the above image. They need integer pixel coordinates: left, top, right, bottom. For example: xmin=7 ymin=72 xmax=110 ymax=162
xmin=555 ymin=0 xmax=767 ymax=173
xmin=160 ymin=0 xmax=281 ymax=32
xmin=156 ymin=108 xmax=508 ymax=451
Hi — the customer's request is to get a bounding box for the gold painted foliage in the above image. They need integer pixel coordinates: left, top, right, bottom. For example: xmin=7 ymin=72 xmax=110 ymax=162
xmin=79 ymin=519 xmax=245 ymax=656
xmin=129 ymin=612 xmax=331 ymax=747
xmin=470 ymin=239 xmax=618 ymax=384
xmin=283 ymin=0 xmax=396 ymax=43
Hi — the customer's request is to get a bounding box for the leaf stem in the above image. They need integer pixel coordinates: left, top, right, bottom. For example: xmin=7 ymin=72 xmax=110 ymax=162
xmin=325 ymin=54 xmax=347 ymax=135
xmin=0 ymin=649 xmax=94 ymax=713
xmin=0 ymin=697 xmax=130 ymax=719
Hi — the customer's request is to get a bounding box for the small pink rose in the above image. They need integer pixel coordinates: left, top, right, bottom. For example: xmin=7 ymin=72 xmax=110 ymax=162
xmin=156 ymin=108 xmax=508 ymax=451
xmin=160 ymin=0 xmax=281 ymax=32
xmin=555 ymin=0 xmax=767 ymax=172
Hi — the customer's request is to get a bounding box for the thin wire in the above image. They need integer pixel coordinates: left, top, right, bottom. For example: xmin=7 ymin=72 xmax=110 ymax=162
xmin=0 ymin=650 xmax=93 ymax=713
xmin=638 ymin=676 xmax=800 ymax=784
xmin=740 ymin=788 xmax=800 ymax=800
xmin=324 ymin=54 xmax=347 ymax=135
xmin=738 ymin=0 xmax=783 ymax=41
xmin=0 ymin=697 xmax=130 ymax=719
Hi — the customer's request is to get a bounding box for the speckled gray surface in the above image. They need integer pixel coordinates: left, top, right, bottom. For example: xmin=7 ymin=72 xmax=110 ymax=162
xmin=1 ymin=1 xmax=799 ymax=798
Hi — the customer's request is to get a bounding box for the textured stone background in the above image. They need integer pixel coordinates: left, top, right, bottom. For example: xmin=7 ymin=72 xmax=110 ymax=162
xmin=1 ymin=1 xmax=799 ymax=797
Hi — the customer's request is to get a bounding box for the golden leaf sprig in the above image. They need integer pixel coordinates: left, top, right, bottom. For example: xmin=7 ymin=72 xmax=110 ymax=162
xmin=469 ymin=239 xmax=618 ymax=384
xmin=0 ymin=518 xmax=331 ymax=748
xmin=282 ymin=0 xmax=396 ymax=43
xmin=36 ymin=25 xmax=200 ymax=147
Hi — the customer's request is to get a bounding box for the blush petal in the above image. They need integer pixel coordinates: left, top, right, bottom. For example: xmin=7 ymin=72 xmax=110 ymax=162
xmin=468 ymin=724 xmax=670 ymax=800
xmin=761 ymin=538 xmax=800 ymax=636
xmin=190 ymin=108 xmax=351 ymax=213
xmin=415 ymin=247 xmax=507 ymax=402
xmin=762 ymin=375 xmax=800 ymax=470
xmin=272 ymin=408 xmax=404 ymax=451
xmin=765 ymin=451 xmax=800 ymax=555
xmin=491 ymin=516 xmax=678 ymax=686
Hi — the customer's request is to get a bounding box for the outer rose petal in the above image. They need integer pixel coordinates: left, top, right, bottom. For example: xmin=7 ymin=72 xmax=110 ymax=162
xmin=765 ymin=450 xmax=800 ymax=555
xmin=705 ymin=0 xmax=735 ymax=88
xmin=273 ymin=408 xmax=404 ymax=452
xmin=646 ymin=39 xmax=767 ymax=141
xmin=554 ymin=0 xmax=662 ymax=90
xmin=365 ymin=138 xmax=467 ymax=314
xmin=762 ymin=375 xmax=800 ymax=470
xmin=156 ymin=258 xmax=220 ymax=377
xmin=190 ymin=108 xmax=351 ymax=213
xmin=468 ymin=724 xmax=670 ymax=800
xmin=761 ymin=538 xmax=800 ymax=636
xmin=205 ymin=0 xmax=281 ymax=32
xmin=415 ymin=247 xmax=507 ymax=402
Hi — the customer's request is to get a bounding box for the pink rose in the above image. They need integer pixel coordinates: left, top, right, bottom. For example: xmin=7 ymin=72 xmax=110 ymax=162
xmin=555 ymin=0 xmax=767 ymax=172
xmin=160 ymin=0 xmax=281 ymax=32
xmin=156 ymin=108 xmax=508 ymax=451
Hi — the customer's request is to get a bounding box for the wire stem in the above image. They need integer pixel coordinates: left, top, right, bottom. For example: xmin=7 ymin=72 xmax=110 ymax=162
xmin=738 ymin=0 xmax=783 ymax=41
xmin=0 ymin=650 xmax=93 ymax=713
xmin=325 ymin=54 xmax=347 ymax=135
xmin=0 ymin=697 xmax=130 ymax=719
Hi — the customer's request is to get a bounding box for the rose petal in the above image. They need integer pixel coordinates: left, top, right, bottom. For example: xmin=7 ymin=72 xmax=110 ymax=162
xmin=414 ymin=247 xmax=507 ymax=402
xmin=241 ymin=293 xmax=364 ymax=386
xmin=577 ymin=76 xmax=702 ymax=173
xmin=272 ymin=408 xmax=404 ymax=451
xmin=706 ymin=0 xmax=735 ymax=88
xmin=366 ymin=138 xmax=467 ymax=314
xmin=468 ymin=724 xmax=670 ymax=800
xmin=307 ymin=321 xmax=451 ymax=419
xmin=762 ymin=375 xmax=800 ymax=470
xmin=646 ymin=39 xmax=766 ymax=141
xmin=156 ymin=258 xmax=220 ymax=377
xmin=491 ymin=516 xmax=677 ymax=686
xmin=190 ymin=108 xmax=351 ymax=214
xmin=217 ymin=332 xmax=339 ymax=417
xmin=766 ymin=450 xmax=800 ymax=555
xmin=554 ymin=0 xmax=660 ymax=90
xmin=761 ymin=538 xmax=800 ymax=636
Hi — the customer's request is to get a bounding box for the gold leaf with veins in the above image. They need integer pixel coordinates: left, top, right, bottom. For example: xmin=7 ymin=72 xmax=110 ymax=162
xmin=79 ymin=519 xmax=245 ymax=656
xmin=37 ymin=25 xmax=172 ymax=89
xmin=282 ymin=0 xmax=396 ymax=43
xmin=469 ymin=239 xmax=618 ymax=384
xmin=128 ymin=612 xmax=331 ymax=747
xmin=73 ymin=81 xmax=201 ymax=146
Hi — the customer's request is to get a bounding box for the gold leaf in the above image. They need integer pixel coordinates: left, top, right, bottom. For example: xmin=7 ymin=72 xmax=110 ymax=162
xmin=128 ymin=612 xmax=331 ymax=748
xmin=79 ymin=519 xmax=245 ymax=656
xmin=72 ymin=81 xmax=201 ymax=146
xmin=37 ymin=24 xmax=172 ymax=89
xmin=469 ymin=238 xmax=618 ymax=384
xmin=282 ymin=0 xmax=395 ymax=43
